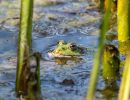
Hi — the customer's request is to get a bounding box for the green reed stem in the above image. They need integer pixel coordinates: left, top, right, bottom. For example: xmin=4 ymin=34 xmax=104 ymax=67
xmin=118 ymin=48 xmax=130 ymax=100
xmin=118 ymin=0 xmax=130 ymax=99
xmin=85 ymin=0 xmax=112 ymax=99
xmin=16 ymin=0 xmax=34 ymax=94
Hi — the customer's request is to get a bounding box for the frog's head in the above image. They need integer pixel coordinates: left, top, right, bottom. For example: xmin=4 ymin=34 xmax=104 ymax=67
xmin=52 ymin=40 xmax=83 ymax=56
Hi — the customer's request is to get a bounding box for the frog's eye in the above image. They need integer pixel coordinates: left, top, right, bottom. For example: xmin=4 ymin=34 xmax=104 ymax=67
xmin=69 ymin=43 xmax=77 ymax=51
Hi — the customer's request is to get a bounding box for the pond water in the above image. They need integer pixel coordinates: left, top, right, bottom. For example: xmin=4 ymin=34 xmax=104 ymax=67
xmin=0 ymin=0 xmax=119 ymax=100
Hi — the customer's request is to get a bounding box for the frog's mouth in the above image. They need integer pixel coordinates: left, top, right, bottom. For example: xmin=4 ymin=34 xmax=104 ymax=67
xmin=47 ymin=52 xmax=83 ymax=65
xmin=48 ymin=52 xmax=81 ymax=58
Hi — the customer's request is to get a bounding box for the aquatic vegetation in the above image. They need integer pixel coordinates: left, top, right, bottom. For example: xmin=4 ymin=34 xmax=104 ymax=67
xmin=105 ymin=32 xmax=117 ymax=41
xmin=86 ymin=0 xmax=112 ymax=99
xmin=118 ymin=41 xmax=130 ymax=55
xmin=104 ymin=0 xmax=117 ymax=12
xmin=118 ymin=49 xmax=130 ymax=100
xmin=118 ymin=0 xmax=130 ymax=99
xmin=91 ymin=0 xmax=117 ymax=13
xmin=118 ymin=0 xmax=130 ymax=55
xmin=98 ymin=85 xmax=119 ymax=99
xmin=102 ymin=44 xmax=120 ymax=84
xmin=27 ymin=53 xmax=42 ymax=100
xmin=16 ymin=0 xmax=34 ymax=95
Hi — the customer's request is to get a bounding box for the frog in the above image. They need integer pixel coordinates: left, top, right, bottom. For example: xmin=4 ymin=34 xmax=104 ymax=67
xmin=48 ymin=40 xmax=85 ymax=58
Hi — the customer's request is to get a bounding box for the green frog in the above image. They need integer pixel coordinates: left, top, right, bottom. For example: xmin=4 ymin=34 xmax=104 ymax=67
xmin=48 ymin=40 xmax=85 ymax=58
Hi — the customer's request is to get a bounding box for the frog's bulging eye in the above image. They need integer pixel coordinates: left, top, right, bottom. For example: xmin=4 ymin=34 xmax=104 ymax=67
xmin=69 ymin=43 xmax=77 ymax=51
